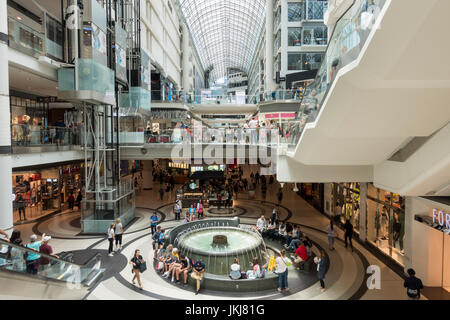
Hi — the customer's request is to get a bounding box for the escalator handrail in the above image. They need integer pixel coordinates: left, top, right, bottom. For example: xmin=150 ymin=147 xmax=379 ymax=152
xmin=0 ymin=238 xmax=103 ymax=286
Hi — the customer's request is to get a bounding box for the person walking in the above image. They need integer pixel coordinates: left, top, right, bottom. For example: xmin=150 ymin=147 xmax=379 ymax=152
xmin=129 ymin=249 xmax=145 ymax=290
xmin=67 ymin=192 xmax=75 ymax=211
xmin=274 ymin=249 xmax=291 ymax=293
xmin=277 ymin=188 xmax=283 ymax=205
xmin=344 ymin=219 xmax=354 ymax=252
xmin=75 ymin=192 xmax=82 ymax=211
xmin=159 ymin=187 xmax=164 ymax=201
xmin=114 ymin=218 xmax=123 ymax=251
xmin=150 ymin=212 xmax=159 ymax=234
xmin=404 ymin=268 xmax=423 ymax=300
xmin=174 ymin=199 xmax=182 ymax=221
xmin=315 ymin=250 xmax=327 ymax=292
xmin=107 ymin=223 xmax=115 ymax=257
xmin=327 ymin=220 xmax=337 ymax=251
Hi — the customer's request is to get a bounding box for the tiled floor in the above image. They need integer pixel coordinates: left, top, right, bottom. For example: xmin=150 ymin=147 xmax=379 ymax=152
xmin=6 ymin=165 xmax=417 ymax=300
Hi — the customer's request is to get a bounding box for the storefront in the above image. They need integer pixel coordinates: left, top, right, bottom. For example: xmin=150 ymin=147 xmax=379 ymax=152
xmin=366 ymin=184 xmax=406 ymax=266
xmin=12 ymin=162 xmax=85 ymax=224
xmin=326 ymin=183 xmax=361 ymax=234
xmin=298 ymin=183 xmax=324 ymax=214
xmin=406 ymin=197 xmax=450 ymax=292
xmin=323 ymin=182 xmax=406 ymax=267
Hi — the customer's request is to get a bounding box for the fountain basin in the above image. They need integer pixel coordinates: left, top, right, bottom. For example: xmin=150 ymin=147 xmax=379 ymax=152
xmin=177 ymin=227 xmax=268 ymax=276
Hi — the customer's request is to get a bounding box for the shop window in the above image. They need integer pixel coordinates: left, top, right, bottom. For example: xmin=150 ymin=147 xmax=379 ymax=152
xmin=367 ymin=184 xmax=406 ymax=266
xmin=288 ymin=2 xmax=305 ymax=22
xmin=288 ymin=52 xmax=323 ymax=71
xmin=288 ymin=27 xmax=302 ymax=46
xmin=307 ymin=0 xmax=328 ymax=20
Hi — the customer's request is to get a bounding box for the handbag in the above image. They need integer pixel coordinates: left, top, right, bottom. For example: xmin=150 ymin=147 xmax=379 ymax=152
xmin=139 ymin=261 xmax=147 ymax=273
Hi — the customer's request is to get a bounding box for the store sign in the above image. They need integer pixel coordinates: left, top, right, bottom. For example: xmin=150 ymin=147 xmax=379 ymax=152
xmin=432 ymin=208 xmax=450 ymax=229
xmin=264 ymin=113 xmax=279 ymax=119
xmin=280 ymin=113 xmax=296 ymax=119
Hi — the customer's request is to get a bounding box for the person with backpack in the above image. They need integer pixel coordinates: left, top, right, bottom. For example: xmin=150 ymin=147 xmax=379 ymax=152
xmin=129 ymin=249 xmax=145 ymax=290
xmin=404 ymin=268 xmax=423 ymax=300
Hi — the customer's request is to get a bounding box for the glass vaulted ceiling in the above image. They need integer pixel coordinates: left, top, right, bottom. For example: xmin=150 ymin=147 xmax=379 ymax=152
xmin=179 ymin=0 xmax=266 ymax=83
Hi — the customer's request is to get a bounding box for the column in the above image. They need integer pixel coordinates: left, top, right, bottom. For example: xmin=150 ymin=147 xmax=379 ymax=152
xmin=0 ymin=0 xmax=13 ymax=231
xmin=359 ymin=183 xmax=368 ymax=241
xmin=280 ymin=0 xmax=288 ymax=80
xmin=142 ymin=160 xmax=153 ymax=190
xmin=265 ymin=0 xmax=276 ymax=92
xmin=181 ymin=22 xmax=191 ymax=93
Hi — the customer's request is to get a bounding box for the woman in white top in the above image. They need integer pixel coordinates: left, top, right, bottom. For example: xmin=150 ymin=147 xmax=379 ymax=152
xmin=274 ymin=249 xmax=291 ymax=292
xmin=229 ymin=258 xmax=242 ymax=280
xmin=107 ymin=223 xmax=115 ymax=257
xmin=277 ymin=223 xmax=286 ymax=241
xmin=114 ymin=218 xmax=124 ymax=251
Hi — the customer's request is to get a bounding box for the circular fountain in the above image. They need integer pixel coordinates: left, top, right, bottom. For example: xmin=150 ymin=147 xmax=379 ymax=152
xmin=177 ymin=227 xmax=269 ymax=276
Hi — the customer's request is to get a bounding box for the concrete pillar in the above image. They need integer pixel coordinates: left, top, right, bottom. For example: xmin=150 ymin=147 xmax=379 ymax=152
xmin=359 ymin=183 xmax=368 ymax=241
xmin=0 ymin=0 xmax=13 ymax=232
xmin=280 ymin=0 xmax=288 ymax=79
xmin=265 ymin=0 xmax=276 ymax=92
xmin=142 ymin=160 xmax=153 ymax=190
xmin=181 ymin=23 xmax=191 ymax=93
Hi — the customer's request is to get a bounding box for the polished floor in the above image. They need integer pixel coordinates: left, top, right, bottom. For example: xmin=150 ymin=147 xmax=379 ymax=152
xmin=5 ymin=165 xmax=417 ymax=300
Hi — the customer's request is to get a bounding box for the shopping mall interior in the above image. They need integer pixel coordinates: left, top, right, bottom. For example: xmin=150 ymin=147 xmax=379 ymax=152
xmin=0 ymin=0 xmax=449 ymax=302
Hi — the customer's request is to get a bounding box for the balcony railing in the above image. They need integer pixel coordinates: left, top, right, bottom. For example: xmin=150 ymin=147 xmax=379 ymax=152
xmin=150 ymin=90 xmax=307 ymax=105
xmin=11 ymin=124 xmax=82 ymax=148
xmin=143 ymin=126 xmax=301 ymax=148
xmin=288 ymin=0 xmax=387 ymax=151
xmin=8 ymin=17 xmax=44 ymax=58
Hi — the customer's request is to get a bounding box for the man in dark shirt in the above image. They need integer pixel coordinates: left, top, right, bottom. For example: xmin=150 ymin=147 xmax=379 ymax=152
xmin=404 ymin=268 xmax=423 ymax=300
xmin=191 ymin=259 xmax=206 ymax=295
xmin=176 ymin=255 xmax=191 ymax=285
xmin=344 ymin=219 xmax=354 ymax=252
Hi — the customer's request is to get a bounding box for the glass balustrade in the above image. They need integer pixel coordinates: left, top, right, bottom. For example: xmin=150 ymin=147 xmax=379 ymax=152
xmin=0 ymin=239 xmax=102 ymax=286
xmin=150 ymin=90 xmax=309 ymax=105
xmin=144 ymin=127 xmax=288 ymax=146
xmin=11 ymin=124 xmax=82 ymax=148
xmin=8 ymin=17 xmax=44 ymax=58
xmin=288 ymin=0 xmax=387 ymax=151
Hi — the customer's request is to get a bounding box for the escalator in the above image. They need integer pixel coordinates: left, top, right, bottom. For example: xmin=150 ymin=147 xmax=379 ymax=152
xmin=0 ymin=239 xmax=104 ymax=299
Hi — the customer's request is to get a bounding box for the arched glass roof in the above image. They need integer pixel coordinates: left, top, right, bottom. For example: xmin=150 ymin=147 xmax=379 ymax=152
xmin=179 ymin=0 xmax=266 ymax=83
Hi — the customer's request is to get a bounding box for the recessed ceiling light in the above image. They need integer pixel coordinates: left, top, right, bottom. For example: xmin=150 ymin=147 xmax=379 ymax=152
xmin=17 ymin=16 xmax=22 ymax=21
